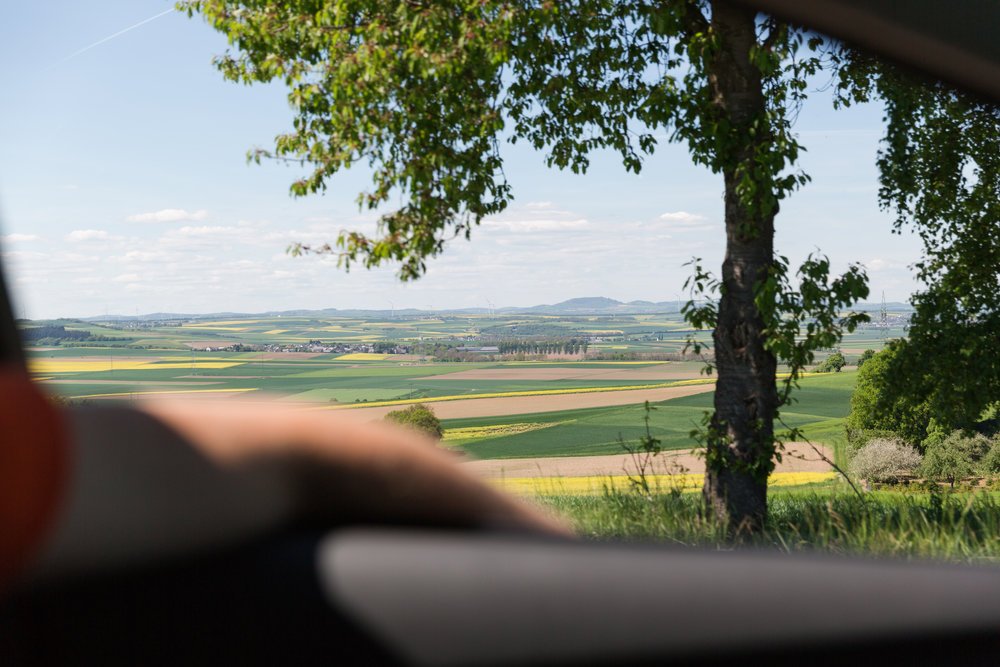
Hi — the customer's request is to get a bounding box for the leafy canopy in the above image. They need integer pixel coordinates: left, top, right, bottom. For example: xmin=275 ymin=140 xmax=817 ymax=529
xmin=845 ymin=345 xmax=933 ymax=447
xmin=180 ymin=1 xmax=827 ymax=274
xmin=836 ymin=54 xmax=1000 ymax=434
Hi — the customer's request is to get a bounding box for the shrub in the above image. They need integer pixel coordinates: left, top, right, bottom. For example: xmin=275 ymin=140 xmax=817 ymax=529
xmin=920 ymin=430 xmax=991 ymax=486
xmin=848 ymin=437 xmax=923 ymax=483
xmin=384 ymin=403 xmax=444 ymax=440
xmin=977 ymin=436 xmax=1000 ymax=475
xmin=814 ymin=351 xmax=846 ymax=373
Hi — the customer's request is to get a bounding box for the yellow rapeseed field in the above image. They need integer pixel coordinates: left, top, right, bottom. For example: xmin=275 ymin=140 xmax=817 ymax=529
xmin=29 ymin=359 xmax=246 ymax=374
xmin=30 ymin=360 xmax=156 ymax=373
xmin=336 ymin=353 xmax=391 ymax=361
xmin=443 ymin=422 xmax=559 ymax=440
xmin=489 ymin=472 xmax=837 ymax=496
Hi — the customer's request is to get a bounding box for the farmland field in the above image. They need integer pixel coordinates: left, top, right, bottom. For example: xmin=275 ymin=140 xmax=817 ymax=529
xmin=24 ymin=310 xmax=871 ymax=486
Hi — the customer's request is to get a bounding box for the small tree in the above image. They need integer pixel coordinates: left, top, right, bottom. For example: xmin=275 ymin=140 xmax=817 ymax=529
xmin=384 ymin=403 xmax=444 ymax=441
xmin=813 ymin=352 xmax=846 ymax=373
xmin=919 ymin=431 xmax=991 ymax=487
xmin=847 ymin=437 xmax=922 ymax=484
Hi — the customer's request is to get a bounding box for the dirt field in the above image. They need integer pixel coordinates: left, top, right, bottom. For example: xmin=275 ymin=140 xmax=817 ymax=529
xmin=417 ymin=365 xmax=707 ymax=381
xmin=334 ymin=383 xmax=715 ymax=420
xmin=460 ymin=442 xmax=833 ymax=478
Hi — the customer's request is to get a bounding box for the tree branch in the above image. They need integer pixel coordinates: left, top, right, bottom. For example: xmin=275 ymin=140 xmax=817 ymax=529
xmin=680 ymin=0 xmax=710 ymax=40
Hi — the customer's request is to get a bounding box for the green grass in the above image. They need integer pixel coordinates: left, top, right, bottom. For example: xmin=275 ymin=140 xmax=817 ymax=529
xmin=541 ymin=489 xmax=1000 ymax=563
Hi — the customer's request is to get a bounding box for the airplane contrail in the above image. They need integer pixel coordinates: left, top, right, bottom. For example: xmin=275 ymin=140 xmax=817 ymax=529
xmin=57 ymin=7 xmax=175 ymax=65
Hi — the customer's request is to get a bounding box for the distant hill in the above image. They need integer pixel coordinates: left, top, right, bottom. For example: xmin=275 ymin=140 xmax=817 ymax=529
xmin=76 ymin=295 xmax=911 ymax=322
xmin=513 ymin=297 xmax=679 ymax=315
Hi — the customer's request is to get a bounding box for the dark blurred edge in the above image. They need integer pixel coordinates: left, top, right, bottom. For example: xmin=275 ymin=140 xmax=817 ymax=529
xmin=0 ymin=532 xmax=400 ymax=666
xmin=0 ymin=250 xmax=25 ymax=368
xmin=732 ymin=0 xmax=1000 ymax=103
xmin=2 ymin=530 xmax=1000 ymax=666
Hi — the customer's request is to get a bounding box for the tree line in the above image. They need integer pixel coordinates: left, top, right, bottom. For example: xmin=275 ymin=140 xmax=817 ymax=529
xmin=496 ymin=339 xmax=589 ymax=355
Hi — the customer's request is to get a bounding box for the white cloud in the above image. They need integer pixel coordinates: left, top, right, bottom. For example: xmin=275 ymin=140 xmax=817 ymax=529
xmin=126 ymin=208 xmax=209 ymax=223
xmin=483 ymin=218 xmax=589 ymax=232
xmin=175 ymin=225 xmax=237 ymax=237
xmin=66 ymin=229 xmax=111 ymax=242
xmin=1 ymin=233 xmax=39 ymax=243
xmin=112 ymin=273 xmax=140 ymax=283
xmin=656 ymin=211 xmax=717 ymax=233
xmin=659 ymin=211 xmax=710 ymax=225
xmin=865 ymin=258 xmax=908 ymax=272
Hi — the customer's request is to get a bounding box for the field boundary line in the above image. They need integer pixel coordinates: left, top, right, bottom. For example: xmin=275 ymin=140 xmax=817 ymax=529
xmin=72 ymin=388 xmax=260 ymax=399
xmin=309 ymin=378 xmax=717 ymax=410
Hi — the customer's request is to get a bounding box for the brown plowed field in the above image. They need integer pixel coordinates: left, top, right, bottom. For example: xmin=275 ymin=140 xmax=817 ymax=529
xmin=333 ymin=383 xmax=715 ymax=420
xmin=460 ymin=442 xmax=833 ymax=478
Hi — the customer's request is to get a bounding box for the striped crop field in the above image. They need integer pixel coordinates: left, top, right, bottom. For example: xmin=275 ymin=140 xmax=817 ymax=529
xmin=318 ymin=378 xmax=716 ymax=410
xmin=71 ymin=387 xmax=261 ymax=399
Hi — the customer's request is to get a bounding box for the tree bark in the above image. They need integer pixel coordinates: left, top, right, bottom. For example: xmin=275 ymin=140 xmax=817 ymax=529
xmin=702 ymin=2 xmax=779 ymax=531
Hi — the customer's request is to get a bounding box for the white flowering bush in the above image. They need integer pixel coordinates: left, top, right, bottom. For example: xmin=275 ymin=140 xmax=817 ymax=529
xmin=848 ymin=437 xmax=923 ymax=483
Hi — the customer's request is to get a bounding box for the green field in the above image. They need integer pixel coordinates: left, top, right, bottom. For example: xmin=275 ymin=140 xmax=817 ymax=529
xmin=26 ymin=312 xmax=864 ymax=461
xmin=444 ymin=371 xmax=855 ymax=459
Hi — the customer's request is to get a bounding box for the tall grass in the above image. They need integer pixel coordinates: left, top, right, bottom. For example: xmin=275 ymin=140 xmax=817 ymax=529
xmin=541 ymin=490 xmax=1000 ymax=564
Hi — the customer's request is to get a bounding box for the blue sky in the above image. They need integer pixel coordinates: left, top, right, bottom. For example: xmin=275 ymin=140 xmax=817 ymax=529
xmin=0 ymin=2 xmax=924 ymax=319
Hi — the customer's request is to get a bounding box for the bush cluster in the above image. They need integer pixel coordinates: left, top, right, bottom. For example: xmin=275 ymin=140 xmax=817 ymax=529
xmin=920 ymin=430 xmax=994 ymax=486
xmin=848 ymin=437 xmax=923 ymax=483
xmin=383 ymin=403 xmax=444 ymax=440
